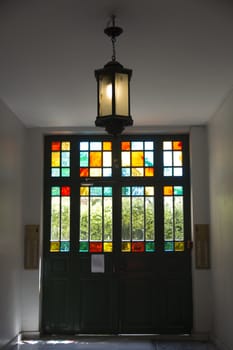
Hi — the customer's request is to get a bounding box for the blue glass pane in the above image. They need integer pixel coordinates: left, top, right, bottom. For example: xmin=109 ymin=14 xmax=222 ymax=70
xmin=132 ymin=186 xmax=144 ymax=196
xmin=122 ymin=187 xmax=131 ymax=196
xmin=61 ymin=152 xmax=70 ymax=166
xmin=174 ymin=186 xmax=183 ymax=195
xmin=80 ymin=142 xmax=89 ymax=150
xmin=80 ymin=152 xmax=88 ymax=166
xmin=104 ymin=187 xmax=112 ymax=196
xmin=122 ymin=168 xmax=130 ymax=177
xmin=90 ymin=187 xmax=102 ymax=196
xmin=60 ymin=241 xmax=70 ymax=252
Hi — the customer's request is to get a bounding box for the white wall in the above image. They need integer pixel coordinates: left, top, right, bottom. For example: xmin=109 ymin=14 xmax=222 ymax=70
xmin=0 ymin=100 xmax=25 ymax=347
xmin=20 ymin=127 xmax=212 ymax=337
xmin=208 ymin=92 xmax=233 ymax=350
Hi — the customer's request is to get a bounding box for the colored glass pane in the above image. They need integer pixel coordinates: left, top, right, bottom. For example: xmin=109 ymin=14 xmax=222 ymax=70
xmin=61 ymin=142 xmax=70 ymax=151
xmin=80 ymin=168 xmax=89 ymax=177
xmin=132 ymin=168 xmax=143 ymax=176
xmin=51 ymin=152 xmax=60 ymax=167
xmin=61 ymin=186 xmax=70 ymax=196
xmin=90 ymin=168 xmax=102 ymax=177
xmin=132 ymin=242 xmax=144 ymax=252
xmin=51 ymin=168 xmax=60 ymax=177
xmin=90 ymin=242 xmax=103 ymax=253
xmin=79 ymin=241 xmax=89 ymax=252
xmin=90 ymin=151 xmax=102 ymax=167
xmin=122 ymin=168 xmax=130 ymax=176
xmin=146 ymin=242 xmax=155 ymax=252
xmin=51 ymin=187 xmax=60 ymax=196
xmin=121 ymin=141 xmax=130 ymax=150
xmin=51 ymin=141 xmax=60 ymax=151
xmin=145 ymin=186 xmax=154 ymax=195
xmin=80 ymin=152 xmax=89 ymax=166
xmin=174 ymin=186 xmax=183 ymax=195
xmin=145 ymin=152 xmax=154 ymax=166
xmin=61 ymin=151 xmax=70 ymax=165
xmin=164 ymin=242 xmax=174 ymax=252
xmin=90 ymin=187 xmax=102 ymax=196
xmin=145 ymin=168 xmax=154 ymax=176
xmin=80 ymin=186 xmax=89 ymax=196
xmin=132 ymin=151 xmax=144 ymax=166
xmin=164 ymin=186 xmax=173 ymax=196
xmin=60 ymin=241 xmax=70 ymax=252
xmin=104 ymin=187 xmax=112 ymax=196
xmin=50 ymin=241 xmax=60 ymax=252
xmin=122 ymin=242 xmax=131 ymax=252
xmin=175 ymin=242 xmax=184 ymax=251
xmin=173 ymin=141 xmax=182 ymax=150
xmin=61 ymin=168 xmax=70 ymax=177
xmin=103 ymin=141 xmax=112 ymax=150
xmin=122 ymin=187 xmax=131 ymax=196
xmin=104 ymin=242 xmax=112 ymax=252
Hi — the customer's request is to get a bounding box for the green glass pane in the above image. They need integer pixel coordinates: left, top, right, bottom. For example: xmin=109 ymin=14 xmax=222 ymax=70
xmin=104 ymin=187 xmax=112 ymax=196
xmin=122 ymin=168 xmax=130 ymax=177
xmin=164 ymin=241 xmax=174 ymax=252
xmin=51 ymin=186 xmax=60 ymax=196
xmin=79 ymin=241 xmax=89 ymax=252
xmin=80 ymin=152 xmax=89 ymax=166
xmin=145 ymin=152 xmax=154 ymax=166
xmin=60 ymin=241 xmax=70 ymax=252
xmin=144 ymin=141 xmax=154 ymax=150
xmin=80 ymin=141 xmax=89 ymax=150
xmin=164 ymin=196 xmax=173 ymax=240
xmin=51 ymin=168 xmax=60 ymax=177
xmin=61 ymin=168 xmax=70 ymax=177
xmin=122 ymin=197 xmax=131 ymax=241
xmin=132 ymin=186 xmax=144 ymax=196
xmin=90 ymin=187 xmax=102 ymax=196
xmin=174 ymin=186 xmax=183 ymax=195
xmin=132 ymin=197 xmax=144 ymax=241
xmin=122 ymin=187 xmax=131 ymax=196
xmin=90 ymin=197 xmax=102 ymax=241
xmin=146 ymin=242 xmax=155 ymax=252
xmin=61 ymin=152 xmax=70 ymax=167
xmin=131 ymin=141 xmax=143 ymax=150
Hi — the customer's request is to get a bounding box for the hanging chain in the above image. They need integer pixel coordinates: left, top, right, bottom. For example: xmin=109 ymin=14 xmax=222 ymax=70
xmin=111 ymin=36 xmax=116 ymax=61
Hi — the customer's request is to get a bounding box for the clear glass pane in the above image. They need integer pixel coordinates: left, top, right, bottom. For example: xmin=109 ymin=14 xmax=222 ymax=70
xmin=99 ymin=75 xmax=112 ymax=116
xmin=90 ymin=197 xmax=102 ymax=241
xmin=80 ymin=197 xmax=89 ymax=241
xmin=122 ymin=197 xmax=131 ymax=241
xmin=51 ymin=197 xmax=60 ymax=241
xmin=115 ymin=73 xmax=129 ymax=116
xmin=61 ymin=197 xmax=70 ymax=241
xmin=132 ymin=197 xmax=144 ymax=241
xmin=104 ymin=197 xmax=112 ymax=241
xmin=164 ymin=196 xmax=173 ymax=241
xmin=145 ymin=197 xmax=155 ymax=241
xmin=174 ymin=196 xmax=184 ymax=241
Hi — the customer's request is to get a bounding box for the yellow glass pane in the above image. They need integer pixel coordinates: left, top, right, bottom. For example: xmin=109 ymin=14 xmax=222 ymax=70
xmin=121 ymin=141 xmax=130 ymax=150
xmin=121 ymin=151 xmax=131 ymax=166
xmin=145 ymin=167 xmax=154 ymax=176
xmin=104 ymin=242 xmax=112 ymax=252
xmin=90 ymin=151 xmax=102 ymax=167
xmin=51 ymin=152 xmax=60 ymax=167
xmin=132 ymin=151 xmax=144 ymax=166
xmin=145 ymin=186 xmax=154 ymax=195
xmin=50 ymin=241 xmax=60 ymax=252
xmin=122 ymin=242 xmax=131 ymax=252
xmin=90 ymin=168 xmax=102 ymax=177
xmin=80 ymin=186 xmax=89 ymax=196
xmin=61 ymin=141 xmax=70 ymax=151
xmin=164 ymin=186 xmax=173 ymax=196
xmin=132 ymin=168 xmax=143 ymax=176
xmin=173 ymin=141 xmax=182 ymax=150
xmin=103 ymin=141 xmax=112 ymax=151
xmin=175 ymin=242 xmax=184 ymax=251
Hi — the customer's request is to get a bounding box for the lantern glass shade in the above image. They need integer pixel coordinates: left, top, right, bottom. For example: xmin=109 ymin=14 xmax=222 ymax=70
xmin=115 ymin=73 xmax=129 ymax=116
xmin=99 ymin=74 xmax=112 ymax=116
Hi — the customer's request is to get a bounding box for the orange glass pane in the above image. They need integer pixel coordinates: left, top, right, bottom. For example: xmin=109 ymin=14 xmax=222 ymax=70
xmin=175 ymin=241 xmax=184 ymax=251
xmin=132 ymin=151 xmax=144 ymax=166
xmin=132 ymin=242 xmax=144 ymax=252
xmin=61 ymin=186 xmax=70 ymax=196
xmin=51 ymin=141 xmax=60 ymax=151
xmin=104 ymin=242 xmax=112 ymax=252
xmin=164 ymin=186 xmax=173 ymax=196
xmin=121 ymin=141 xmax=130 ymax=150
xmin=51 ymin=152 xmax=60 ymax=167
xmin=173 ymin=141 xmax=182 ymax=150
xmin=61 ymin=141 xmax=70 ymax=151
xmin=90 ymin=152 xmax=102 ymax=167
xmin=122 ymin=242 xmax=131 ymax=252
xmin=90 ymin=242 xmax=103 ymax=253
xmin=50 ymin=241 xmax=60 ymax=252
xmin=103 ymin=141 xmax=112 ymax=151
xmin=145 ymin=167 xmax=154 ymax=176
xmin=80 ymin=187 xmax=89 ymax=196
xmin=80 ymin=168 xmax=89 ymax=177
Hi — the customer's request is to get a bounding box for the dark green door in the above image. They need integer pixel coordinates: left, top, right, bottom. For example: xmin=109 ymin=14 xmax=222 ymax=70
xmin=42 ymin=135 xmax=192 ymax=334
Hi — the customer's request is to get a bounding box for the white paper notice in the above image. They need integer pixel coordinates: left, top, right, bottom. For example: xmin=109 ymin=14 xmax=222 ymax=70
xmin=91 ymin=254 xmax=105 ymax=273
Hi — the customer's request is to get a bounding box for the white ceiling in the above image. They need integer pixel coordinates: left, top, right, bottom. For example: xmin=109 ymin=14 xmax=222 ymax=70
xmin=0 ymin=0 xmax=233 ymax=129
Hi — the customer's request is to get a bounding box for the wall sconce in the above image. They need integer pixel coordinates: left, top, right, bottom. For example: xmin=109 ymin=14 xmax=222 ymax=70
xmin=95 ymin=16 xmax=133 ymax=136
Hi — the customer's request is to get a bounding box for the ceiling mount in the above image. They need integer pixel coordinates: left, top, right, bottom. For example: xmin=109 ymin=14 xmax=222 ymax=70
xmin=104 ymin=15 xmax=123 ymax=62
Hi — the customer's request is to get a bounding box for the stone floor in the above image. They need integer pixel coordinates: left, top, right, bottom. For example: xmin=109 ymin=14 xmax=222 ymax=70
xmin=16 ymin=338 xmax=218 ymax=350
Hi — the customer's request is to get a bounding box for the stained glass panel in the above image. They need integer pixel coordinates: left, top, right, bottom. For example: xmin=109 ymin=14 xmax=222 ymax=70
xmin=50 ymin=186 xmax=70 ymax=252
xmin=79 ymin=186 xmax=113 ymax=253
xmin=51 ymin=141 xmax=71 ymax=177
xmin=121 ymin=186 xmax=155 ymax=252
xmin=79 ymin=141 xmax=112 ymax=177
xmin=163 ymin=140 xmax=183 ymax=177
xmin=121 ymin=140 xmax=154 ymax=177
xmin=164 ymin=185 xmax=184 ymax=252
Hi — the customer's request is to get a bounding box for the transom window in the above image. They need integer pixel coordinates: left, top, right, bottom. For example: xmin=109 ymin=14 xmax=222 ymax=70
xmin=44 ymin=135 xmax=190 ymax=255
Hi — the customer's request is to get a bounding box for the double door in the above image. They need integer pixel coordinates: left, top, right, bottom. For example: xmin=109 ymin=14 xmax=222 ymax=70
xmin=42 ymin=135 xmax=192 ymax=334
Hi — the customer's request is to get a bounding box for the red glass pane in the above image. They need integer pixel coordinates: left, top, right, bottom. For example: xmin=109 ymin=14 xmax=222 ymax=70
xmin=51 ymin=141 xmax=61 ymax=151
xmin=90 ymin=242 xmax=103 ymax=253
xmin=121 ymin=141 xmax=130 ymax=151
xmin=173 ymin=141 xmax=182 ymax=150
xmin=90 ymin=152 xmax=102 ymax=167
xmin=80 ymin=168 xmax=89 ymax=177
xmin=132 ymin=242 xmax=145 ymax=252
xmin=61 ymin=186 xmax=70 ymax=196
